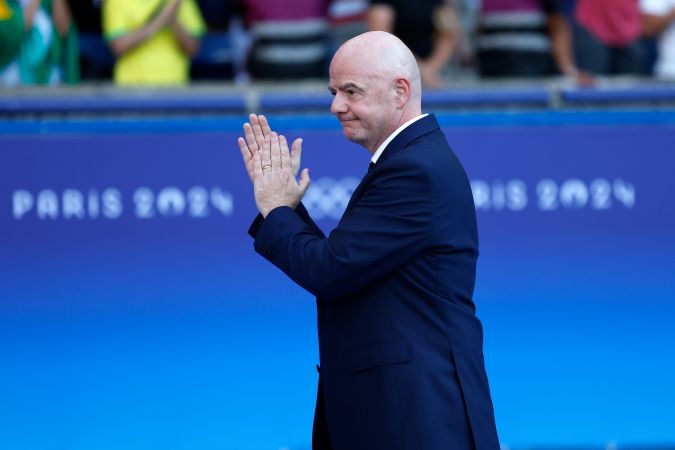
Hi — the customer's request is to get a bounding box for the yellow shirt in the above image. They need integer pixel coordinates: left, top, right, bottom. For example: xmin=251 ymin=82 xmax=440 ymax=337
xmin=103 ymin=0 xmax=205 ymax=85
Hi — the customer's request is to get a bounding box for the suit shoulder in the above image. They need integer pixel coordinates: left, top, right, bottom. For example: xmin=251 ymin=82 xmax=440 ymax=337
xmin=399 ymin=131 xmax=462 ymax=174
xmin=378 ymin=151 xmax=434 ymax=183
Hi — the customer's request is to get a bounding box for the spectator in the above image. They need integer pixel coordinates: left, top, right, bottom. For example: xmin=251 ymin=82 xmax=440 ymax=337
xmin=641 ymin=0 xmax=675 ymax=78
xmin=0 ymin=0 xmax=23 ymax=80
xmin=574 ymin=0 xmax=644 ymax=75
xmin=329 ymin=0 xmax=368 ymax=47
xmin=49 ymin=0 xmax=79 ymax=83
xmin=477 ymin=0 xmax=579 ymax=79
xmin=452 ymin=0 xmax=481 ymax=78
xmin=1 ymin=0 xmax=78 ymax=85
xmin=241 ymin=0 xmax=331 ymax=80
xmin=66 ymin=0 xmax=114 ymax=80
xmin=367 ymin=0 xmax=460 ymax=88
xmin=103 ymin=0 xmax=206 ymax=85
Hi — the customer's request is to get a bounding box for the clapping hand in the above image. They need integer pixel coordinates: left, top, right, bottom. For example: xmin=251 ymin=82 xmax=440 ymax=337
xmin=237 ymin=114 xmax=310 ymax=217
xmin=238 ymin=114 xmax=304 ymax=182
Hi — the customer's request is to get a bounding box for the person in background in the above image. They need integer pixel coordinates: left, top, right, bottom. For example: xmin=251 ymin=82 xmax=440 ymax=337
xmin=329 ymin=0 xmax=368 ymax=47
xmin=103 ymin=0 xmax=205 ymax=85
xmin=0 ymin=0 xmax=77 ymax=85
xmin=477 ymin=0 xmax=580 ymax=79
xmin=0 ymin=0 xmax=24 ymax=81
xmin=241 ymin=0 xmax=331 ymax=80
xmin=367 ymin=0 xmax=460 ymax=88
xmin=641 ymin=0 xmax=675 ymax=78
xmin=574 ymin=0 xmax=644 ymax=75
xmin=49 ymin=0 xmax=78 ymax=83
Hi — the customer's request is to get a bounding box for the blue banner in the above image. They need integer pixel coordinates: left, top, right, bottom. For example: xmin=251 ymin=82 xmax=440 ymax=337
xmin=1 ymin=114 xmax=674 ymax=449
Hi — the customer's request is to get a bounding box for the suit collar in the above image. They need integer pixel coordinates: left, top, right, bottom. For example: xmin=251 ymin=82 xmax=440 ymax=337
xmin=341 ymin=114 xmax=440 ymax=218
xmin=374 ymin=113 xmax=440 ymax=166
xmin=371 ymin=114 xmax=428 ymax=164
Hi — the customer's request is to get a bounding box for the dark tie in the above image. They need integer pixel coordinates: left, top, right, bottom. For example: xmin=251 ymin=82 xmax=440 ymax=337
xmin=368 ymin=162 xmax=375 ymax=173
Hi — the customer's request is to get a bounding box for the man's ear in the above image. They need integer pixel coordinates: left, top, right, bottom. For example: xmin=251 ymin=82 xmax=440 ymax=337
xmin=394 ymin=77 xmax=411 ymax=108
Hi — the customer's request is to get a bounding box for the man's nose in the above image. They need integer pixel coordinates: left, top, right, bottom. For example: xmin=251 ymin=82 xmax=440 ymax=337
xmin=330 ymin=93 xmax=347 ymax=115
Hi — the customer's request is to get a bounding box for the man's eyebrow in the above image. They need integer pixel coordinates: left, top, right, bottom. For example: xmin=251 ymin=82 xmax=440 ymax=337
xmin=339 ymin=82 xmax=364 ymax=92
xmin=328 ymin=83 xmax=365 ymax=94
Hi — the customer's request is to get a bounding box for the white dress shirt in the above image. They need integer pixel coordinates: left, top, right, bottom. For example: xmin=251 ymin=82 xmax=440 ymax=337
xmin=371 ymin=114 xmax=429 ymax=164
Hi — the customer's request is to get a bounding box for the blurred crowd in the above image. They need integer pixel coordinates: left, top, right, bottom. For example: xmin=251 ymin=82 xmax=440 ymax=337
xmin=1 ymin=0 xmax=675 ymax=87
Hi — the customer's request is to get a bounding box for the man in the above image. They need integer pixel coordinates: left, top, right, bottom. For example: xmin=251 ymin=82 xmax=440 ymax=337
xmin=367 ymin=0 xmax=459 ymax=88
xmin=573 ymin=0 xmax=644 ymax=75
xmin=103 ymin=0 xmax=205 ymax=85
xmin=237 ymin=31 xmax=499 ymax=450
xmin=241 ymin=0 xmax=331 ymax=80
xmin=477 ymin=0 xmax=580 ymax=79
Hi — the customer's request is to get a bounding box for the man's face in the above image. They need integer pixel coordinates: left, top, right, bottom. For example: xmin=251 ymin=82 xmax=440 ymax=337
xmin=328 ymin=54 xmax=397 ymax=153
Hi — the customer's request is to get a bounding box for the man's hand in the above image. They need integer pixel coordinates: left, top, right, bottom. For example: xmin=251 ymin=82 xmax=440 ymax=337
xmin=238 ymin=114 xmax=303 ymax=183
xmin=252 ymin=132 xmax=310 ymax=218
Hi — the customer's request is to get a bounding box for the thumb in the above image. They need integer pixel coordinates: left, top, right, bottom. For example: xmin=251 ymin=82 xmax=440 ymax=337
xmin=298 ymin=168 xmax=311 ymax=196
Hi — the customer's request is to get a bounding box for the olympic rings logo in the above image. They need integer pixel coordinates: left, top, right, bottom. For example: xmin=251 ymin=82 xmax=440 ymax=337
xmin=303 ymin=176 xmax=360 ymax=220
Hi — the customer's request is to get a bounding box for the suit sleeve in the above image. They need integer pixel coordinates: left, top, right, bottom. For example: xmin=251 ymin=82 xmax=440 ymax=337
xmin=253 ymin=157 xmax=433 ymax=300
xmin=248 ymin=202 xmax=326 ymax=239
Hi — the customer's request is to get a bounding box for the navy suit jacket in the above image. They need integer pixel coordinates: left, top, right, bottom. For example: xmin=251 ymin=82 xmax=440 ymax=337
xmin=249 ymin=114 xmax=499 ymax=450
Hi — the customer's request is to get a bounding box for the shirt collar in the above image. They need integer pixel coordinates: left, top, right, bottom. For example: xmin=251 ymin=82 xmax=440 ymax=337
xmin=371 ymin=113 xmax=428 ymax=164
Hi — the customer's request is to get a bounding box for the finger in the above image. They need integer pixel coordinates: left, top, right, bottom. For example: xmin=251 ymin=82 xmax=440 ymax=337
xmin=261 ymin=133 xmax=272 ymax=171
xmin=270 ymin=132 xmax=281 ymax=171
xmin=249 ymin=113 xmax=266 ymax=151
xmin=258 ymin=115 xmax=272 ymax=138
xmin=298 ymin=168 xmax=311 ymax=197
xmin=252 ymin=143 xmax=263 ymax=179
xmin=290 ymin=138 xmax=302 ymax=175
xmin=238 ymin=137 xmax=254 ymax=181
xmin=243 ymin=123 xmax=257 ymax=153
xmin=279 ymin=135 xmax=291 ymax=171
xmin=237 ymin=136 xmax=251 ymax=162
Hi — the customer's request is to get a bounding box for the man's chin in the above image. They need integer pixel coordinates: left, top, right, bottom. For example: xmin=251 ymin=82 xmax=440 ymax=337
xmin=342 ymin=129 xmax=363 ymax=144
xmin=341 ymin=124 xmax=359 ymax=137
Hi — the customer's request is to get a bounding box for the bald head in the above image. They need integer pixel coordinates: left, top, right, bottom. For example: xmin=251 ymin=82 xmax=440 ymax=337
xmin=328 ymin=32 xmax=423 ymax=153
xmin=333 ymin=31 xmax=422 ymax=107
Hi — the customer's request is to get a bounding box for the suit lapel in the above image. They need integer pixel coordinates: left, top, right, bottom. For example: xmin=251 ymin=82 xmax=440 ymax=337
xmin=375 ymin=114 xmax=440 ymax=166
xmin=342 ymin=114 xmax=441 ymax=216
xmin=342 ymin=167 xmax=374 ymax=218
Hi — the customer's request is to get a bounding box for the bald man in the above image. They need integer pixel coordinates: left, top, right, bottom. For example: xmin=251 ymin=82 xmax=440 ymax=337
xmin=238 ymin=31 xmax=499 ymax=450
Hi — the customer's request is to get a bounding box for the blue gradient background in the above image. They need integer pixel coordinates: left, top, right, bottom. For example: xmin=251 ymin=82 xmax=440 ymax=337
xmin=1 ymin=113 xmax=674 ymax=449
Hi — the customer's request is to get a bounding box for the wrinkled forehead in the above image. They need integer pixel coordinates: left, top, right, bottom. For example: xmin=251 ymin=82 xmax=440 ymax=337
xmin=329 ymin=50 xmax=388 ymax=89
